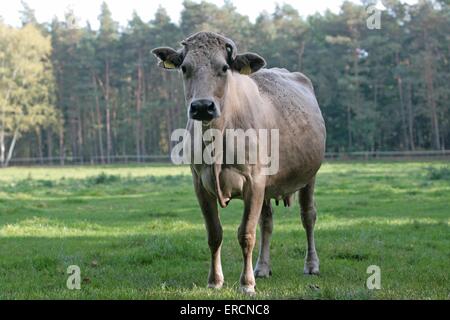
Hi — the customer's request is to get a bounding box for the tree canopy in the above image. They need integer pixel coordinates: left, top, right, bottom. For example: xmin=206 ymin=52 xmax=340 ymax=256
xmin=1 ymin=0 xmax=449 ymax=165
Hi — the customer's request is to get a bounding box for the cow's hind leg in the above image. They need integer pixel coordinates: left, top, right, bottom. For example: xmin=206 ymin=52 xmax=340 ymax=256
xmin=254 ymin=200 xmax=273 ymax=278
xmin=299 ymin=177 xmax=320 ymax=275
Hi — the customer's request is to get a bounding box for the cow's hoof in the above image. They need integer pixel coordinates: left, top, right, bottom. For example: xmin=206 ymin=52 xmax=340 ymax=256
xmin=303 ymin=260 xmax=320 ymax=275
xmin=207 ymin=272 xmax=224 ymax=289
xmin=207 ymin=282 xmax=223 ymax=289
xmin=207 ymin=276 xmax=224 ymax=289
xmin=254 ymin=264 xmax=272 ymax=278
xmin=304 ymin=252 xmax=320 ymax=275
xmin=239 ymin=285 xmax=256 ymax=296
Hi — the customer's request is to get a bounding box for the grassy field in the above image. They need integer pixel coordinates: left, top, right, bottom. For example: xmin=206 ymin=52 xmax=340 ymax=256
xmin=0 ymin=162 xmax=449 ymax=300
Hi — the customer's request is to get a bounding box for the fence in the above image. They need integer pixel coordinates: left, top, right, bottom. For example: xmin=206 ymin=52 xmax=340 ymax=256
xmin=3 ymin=150 xmax=450 ymax=167
xmin=324 ymin=150 xmax=450 ymax=161
xmin=5 ymin=155 xmax=170 ymax=166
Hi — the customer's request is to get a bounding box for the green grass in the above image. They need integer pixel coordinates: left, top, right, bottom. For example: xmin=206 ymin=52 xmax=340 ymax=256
xmin=0 ymin=162 xmax=449 ymax=300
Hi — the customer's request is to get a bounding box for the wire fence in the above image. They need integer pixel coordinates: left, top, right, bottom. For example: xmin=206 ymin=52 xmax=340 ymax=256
xmin=324 ymin=150 xmax=450 ymax=161
xmin=3 ymin=150 xmax=450 ymax=167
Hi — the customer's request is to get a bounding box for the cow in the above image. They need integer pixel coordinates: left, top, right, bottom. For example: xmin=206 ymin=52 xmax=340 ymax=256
xmin=152 ymin=31 xmax=326 ymax=295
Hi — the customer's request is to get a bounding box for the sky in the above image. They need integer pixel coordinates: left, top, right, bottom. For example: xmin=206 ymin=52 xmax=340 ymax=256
xmin=0 ymin=0 xmax=418 ymax=29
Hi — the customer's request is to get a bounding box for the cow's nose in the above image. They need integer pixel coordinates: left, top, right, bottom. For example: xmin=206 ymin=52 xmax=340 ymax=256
xmin=189 ymin=99 xmax=219 ymax=121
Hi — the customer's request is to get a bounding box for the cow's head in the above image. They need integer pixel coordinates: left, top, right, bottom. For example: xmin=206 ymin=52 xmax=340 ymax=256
xmin=152 ymin=32 xmax=266 ymax=122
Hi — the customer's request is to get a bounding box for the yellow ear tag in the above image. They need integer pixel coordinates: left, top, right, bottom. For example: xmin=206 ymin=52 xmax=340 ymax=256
xmin=163 ymin=60 xmax=176 ymax=69
xmin=240 ymin=65 xmax=252 ymax=75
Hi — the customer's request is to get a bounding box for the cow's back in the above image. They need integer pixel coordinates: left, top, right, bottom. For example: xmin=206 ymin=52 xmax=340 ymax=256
xmin=250 ymin=68 xmax=326 ymax=196
xmin=251 ymin=68 xmax=322 ymax=125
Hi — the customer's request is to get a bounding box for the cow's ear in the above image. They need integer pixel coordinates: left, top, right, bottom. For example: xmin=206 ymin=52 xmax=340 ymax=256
xmin=231 ymin=52 xmax=266 ymax=75
xmin=151 ymin=47 xmax=183 ymax=70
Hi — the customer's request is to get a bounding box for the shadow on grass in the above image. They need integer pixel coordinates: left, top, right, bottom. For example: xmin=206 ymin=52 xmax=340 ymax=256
xmin=1 ymin=163 xmax=449 ymax=299
xmin=0 ymin=219 xmax=449 ymax=299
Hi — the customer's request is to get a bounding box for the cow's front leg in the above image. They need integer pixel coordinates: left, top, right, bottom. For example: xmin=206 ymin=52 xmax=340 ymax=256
xmin=238 ymin=179 xmax=265 ymax=295
xmin=193 ymin=172 xmax=224 ymax=289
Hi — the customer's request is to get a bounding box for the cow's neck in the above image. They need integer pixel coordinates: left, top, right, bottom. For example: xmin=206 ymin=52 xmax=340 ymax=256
xmin=198 ymin=73 xmax=260 ymax=208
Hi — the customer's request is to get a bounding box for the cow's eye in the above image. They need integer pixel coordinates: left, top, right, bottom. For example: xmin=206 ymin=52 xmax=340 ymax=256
xmin=222 ymin=65 xmax=229 ymax=73
xmin=181 ymin=65 xmax=187 ymax=74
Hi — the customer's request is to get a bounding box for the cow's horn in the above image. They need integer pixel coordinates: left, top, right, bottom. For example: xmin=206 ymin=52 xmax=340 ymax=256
xmin=225 ymin=41 xmax=237 ymax=63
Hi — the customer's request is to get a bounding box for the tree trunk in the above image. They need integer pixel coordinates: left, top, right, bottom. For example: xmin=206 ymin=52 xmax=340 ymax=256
xmin=347 ymin=104 xmax=352 ymax=151
xmin=4 ymin=128 xmax=19 ymax=167
xmin=135 ymin=50 xmax=143 ymax=162
xmin=405 ymin=78 xmax=415 ymax=150
xmin=353 ymin=47 xmax=360 ymax=150
xmin=1 ymin=76 xmax=15 ymax=167
xmin=0 ymin=128 xmax=5 ymax=167
xmin=93 ymin=74 xmax=105 ymax=163
xmin=424 ymin=30 xmax=440 ymax=150
xmin=89 ymin=106 xmax=98 ymax=163
xmin=112 ymin=101 xmax=118 ymax=159
xmin=396 ymin=76 xmax=409 ymax=150
xmin=395 ymin=51 xmax=409 ymax=150
xmin=59 ymin=118 xmax=65 ymax=165
xmin=46 ymin=129 xmax=53 ymax=163
xmin=77 ymin=104 xmax=84 ymax=164
xmin=141 ymin=57 xmax=148 ymax=157
xmin=105 ymin=60 xmax=112 ymax=163
xmin=373 ymin=77 xmax=378 ymax=151
xmin=36 ymin=128 xmax=44 ymax=164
